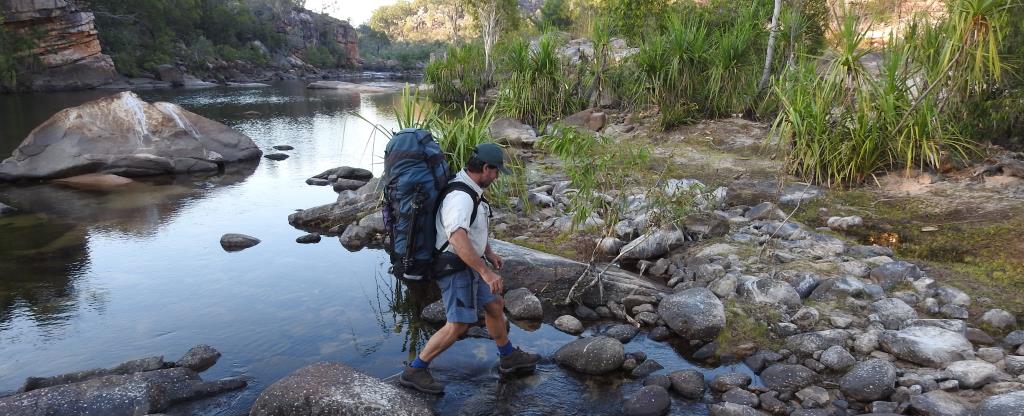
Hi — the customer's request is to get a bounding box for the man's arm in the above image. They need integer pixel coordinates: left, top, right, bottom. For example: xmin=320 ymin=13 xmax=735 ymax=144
xmin=448 ymin=229 xmax=503 ymax=294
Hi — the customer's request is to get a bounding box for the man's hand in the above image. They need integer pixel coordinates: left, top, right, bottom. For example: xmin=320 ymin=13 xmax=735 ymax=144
xmin=485 ymin=250 xmax=503 ymax=270
xmin=481 ymin=269 xmax=504 ymax=295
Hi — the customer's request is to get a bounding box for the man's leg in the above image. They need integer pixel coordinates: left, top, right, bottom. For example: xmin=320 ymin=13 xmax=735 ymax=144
xmin=418 ymin=322 xmax=470 ymax=362
xmin=480 ymin=295 xmax=540 ymax=373
xmin=483 ymin=297 xmax=508 ymax=347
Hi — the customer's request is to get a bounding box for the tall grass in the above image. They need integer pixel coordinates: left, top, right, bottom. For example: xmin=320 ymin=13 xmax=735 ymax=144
xmin=771 ymin=0 xmax=1013 ymax=186
xmin=424 ymin=43 xmax=487 ymax=103
xmin=495 ymin=34 xmax=586 ymax=128
xmin=620 ymin=3 xmax=770 ymax=130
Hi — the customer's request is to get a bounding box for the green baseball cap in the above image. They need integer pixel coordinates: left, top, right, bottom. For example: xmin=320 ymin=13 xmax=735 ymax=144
xmin=473 ymin=143 xmax=511 ymax=174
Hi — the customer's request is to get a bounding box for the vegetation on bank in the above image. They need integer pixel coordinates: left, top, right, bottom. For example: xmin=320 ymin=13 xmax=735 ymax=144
xmin=0 ymin=12 xmax=38 ymax=90
xmin=81 ymin=0 xmax=355 ymax=77
xmin=416 ymin=0 xmax=1023 ymax=187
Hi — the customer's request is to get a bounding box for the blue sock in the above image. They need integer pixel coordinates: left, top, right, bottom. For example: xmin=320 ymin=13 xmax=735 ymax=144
xmin=498 ymin=341 xmax=515 ymax=356
xmin=410 ymin=357 xmax=430 ymax=369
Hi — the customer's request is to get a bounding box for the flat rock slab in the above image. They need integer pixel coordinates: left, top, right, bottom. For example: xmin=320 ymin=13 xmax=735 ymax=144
xmin=307 ymin=81 xmax=401 ymax=94
xmin=249 ymin=362 xmax=434 ymax=416
xmin=53 ymin=173 xmax=135 ymax=189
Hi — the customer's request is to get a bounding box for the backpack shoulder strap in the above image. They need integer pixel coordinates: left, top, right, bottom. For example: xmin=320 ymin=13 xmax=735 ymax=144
xmin=436 ymin=181 xmax=483 ymax=252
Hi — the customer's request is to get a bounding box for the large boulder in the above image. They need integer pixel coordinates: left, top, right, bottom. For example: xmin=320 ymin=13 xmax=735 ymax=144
xmin=879 ymin=326 xmax=974 ymax=368
xmin=838 ymin=359 xmax=897 ymax=402
xmin=560 ymin=108 xmax=606 ymax=132
xmin=250 ymin=362 xmax=432 ymax=416
xmin=977 ymin=391 xmax=1024 ymax=416
xmin=658 ymin=287 xmax=726 ymax=342
xmin=553 ymin=336 xmax=625 ymax=375
xmin=809 ymin=277 xmax=871 ymax=301
xmin=0 ymin=92 xmax=262 ymax=181
xmin=488 ymin=118 xmax=537 ymax=147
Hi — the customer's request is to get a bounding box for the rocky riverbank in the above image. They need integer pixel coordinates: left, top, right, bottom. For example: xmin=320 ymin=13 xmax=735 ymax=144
xmin=276 ymin=101 xmax=1024 ymax=414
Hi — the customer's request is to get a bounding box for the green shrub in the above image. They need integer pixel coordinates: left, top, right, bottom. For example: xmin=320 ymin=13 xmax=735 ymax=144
xmin=424 ymin=42 xmax=487 ymax=103
xmin=494 ymin=34 xmax=586 ymax=128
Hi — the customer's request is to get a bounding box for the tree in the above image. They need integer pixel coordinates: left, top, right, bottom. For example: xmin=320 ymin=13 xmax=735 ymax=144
xmin=759 ymin=0 xmax=783 ymax=91
xmin=465 ymin=0 xmax=518 ymax=80
xmin=540 ymin=0 xmax=572 ymax=29
xmin=357 ymin=24 xmax=390 ymax=55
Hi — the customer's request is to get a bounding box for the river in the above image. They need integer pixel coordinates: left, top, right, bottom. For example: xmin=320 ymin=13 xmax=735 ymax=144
xmin=0 ymin=80 xmax=753 ymax=415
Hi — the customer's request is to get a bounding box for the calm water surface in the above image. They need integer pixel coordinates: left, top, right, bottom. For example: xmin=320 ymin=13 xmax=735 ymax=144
xmin=0 ymin=82 xmax=751 ymax=415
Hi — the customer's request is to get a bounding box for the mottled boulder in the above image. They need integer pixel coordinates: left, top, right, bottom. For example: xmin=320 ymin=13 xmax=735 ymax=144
xmin=879 ymin=326 xmax=973 ymax=368
xmin=820 ymin=345 xmax=856 ymax=371
xmin=909 ymin=390 xmax=973 ymax=416
xmin=295 ymin=233 xmax=321 ymax=244
xmin=839 ymin=359 xmax=897 ymax=402
xmin=976 ymin=391 xmax=1024 ymax=416
xmin=339 ymin=224 xmax=373 ymax=249
xmin=981 ymin=309 xmax=1018 ymax=331
xmin=658 ymin=287 xmax=726 ymax=342
xmin=0 ymin=367 xmax=244 ymax=416
xmin=723 ymin=387 xmax=760 ymax=407
xmin=623 ymin=385 xmax=671 ymax=416
xmin=249 ymin=362 xmax=432 ymax=416
xmin=809 ymin=277 xmax=870 ymax=301
xmin=668 ymin=369 xmax=706 ymax=399
xmin=785 ymin=330 xmax=850 ymax=356
xmin=760 ymin=364 xmax=817 ymax=393
xmin=420 ymin=300 xmax=446 ymax=323
xmin=711 ymin=372 xmax=752 ymax=393
xmin=504 ymin=288 xmax=543 ymax=320
xmin=0 ymin=92 xmax=261 ymax=181
xmin=553 ymin=336 xmax=625 ymax=375
xmin=220 ymin=233 xmax=260 ymax=252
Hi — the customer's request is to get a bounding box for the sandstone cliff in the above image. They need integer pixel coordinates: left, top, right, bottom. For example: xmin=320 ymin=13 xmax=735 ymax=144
xmin=1 ymin=0 xmax=117 ymax=91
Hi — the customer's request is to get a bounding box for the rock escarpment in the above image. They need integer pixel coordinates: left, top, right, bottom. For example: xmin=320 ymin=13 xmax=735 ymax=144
xmin=0 ymin=92 xmax=262 ymax=181
xmin=1 ymin=0 xmax=117 ymax=91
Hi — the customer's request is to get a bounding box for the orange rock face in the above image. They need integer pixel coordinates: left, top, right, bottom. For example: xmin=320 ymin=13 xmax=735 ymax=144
xmin=2 ymin=0 xmax=116 ymax=90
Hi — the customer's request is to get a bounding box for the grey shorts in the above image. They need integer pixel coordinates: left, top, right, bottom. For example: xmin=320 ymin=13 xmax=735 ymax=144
xmin=436 ymin=268 xmax=497 ymax=323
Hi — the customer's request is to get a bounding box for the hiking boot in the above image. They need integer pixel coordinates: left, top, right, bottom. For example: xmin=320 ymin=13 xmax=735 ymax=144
xmin=399 ymin=366 xmax=444 ymax=394
xmin=499 ymin=347 xmax=541 ymax=374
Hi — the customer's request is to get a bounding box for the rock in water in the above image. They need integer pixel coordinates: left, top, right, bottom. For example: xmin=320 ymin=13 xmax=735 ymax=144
xmin=623 ymin=385 xmax=671 ymax=416
xmin=249 ymin=362 xmax=433 ymax=416
xmin=658 ymin=287 xmax=726 ymax=342
xmin=553 ymin=336 xmax=625 ymax=375
xmin=175 ymin=345 xmax=221 ymax=372
xmin=220 ymin=233 xmax=260 ymax=252
xmin=668 ymin=369 xmax=706 ymax=399
xmin=0 ymin=92 xmax=261 ymax=181
xmin=295 ymin=233 xmax=321 ymax=244
xmin=0 ymin=367 xmax=245 ymax=416
xmin=264 ymin=153 xmax=289 ymax=161
xmin=504 ymin=288 xmax=543 ymax=320
xmin=554 ymin=315 xmax=584 ymax=335
xmin=760 ymin=364 xmax=817 ymax=393
xmin=272 ymin=145 xmax=294 ymax=150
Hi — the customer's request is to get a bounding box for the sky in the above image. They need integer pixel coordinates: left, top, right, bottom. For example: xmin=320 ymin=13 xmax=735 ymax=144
xmin=305 ymin=0 xmax=399 ymax=26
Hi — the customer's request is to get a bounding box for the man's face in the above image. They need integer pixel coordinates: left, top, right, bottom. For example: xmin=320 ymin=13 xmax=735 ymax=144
xmin=478 ymin=165 xmax=500 ymax=188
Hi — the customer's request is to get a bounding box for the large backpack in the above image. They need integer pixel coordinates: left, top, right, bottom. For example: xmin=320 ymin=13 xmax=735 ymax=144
xmin=382 ymin=128 xmax=484 ymax=282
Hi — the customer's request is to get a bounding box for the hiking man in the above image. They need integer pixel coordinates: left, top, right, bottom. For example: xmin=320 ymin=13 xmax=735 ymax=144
xmin=399 ymin=143 xmax=540 ymax=394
